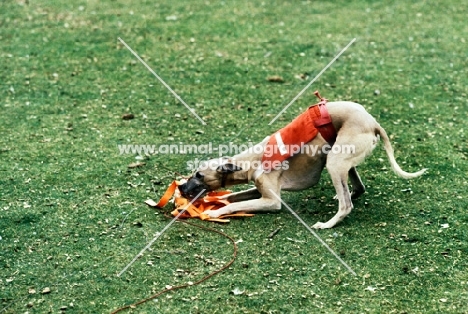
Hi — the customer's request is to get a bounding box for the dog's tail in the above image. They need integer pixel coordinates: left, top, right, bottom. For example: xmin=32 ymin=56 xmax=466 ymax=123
xmin=376 ymin=125 xmax=427 ymax=179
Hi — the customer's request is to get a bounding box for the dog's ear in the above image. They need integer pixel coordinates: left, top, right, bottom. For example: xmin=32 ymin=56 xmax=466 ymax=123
xmin=216 ymin=163 xmax=243 ymax=174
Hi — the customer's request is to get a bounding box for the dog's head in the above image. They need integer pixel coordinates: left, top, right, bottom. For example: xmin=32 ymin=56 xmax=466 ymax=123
xmin=179 ymin=158 xmax=243 ymax=199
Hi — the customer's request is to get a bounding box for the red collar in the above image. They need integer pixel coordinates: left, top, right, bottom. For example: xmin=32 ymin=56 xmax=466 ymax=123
xmin=312 ymin=91 xmax=337 ymax=145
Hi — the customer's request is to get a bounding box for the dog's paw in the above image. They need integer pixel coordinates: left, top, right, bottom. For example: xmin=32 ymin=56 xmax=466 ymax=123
xmin=312 ymin=221 xmax=333 ymax=229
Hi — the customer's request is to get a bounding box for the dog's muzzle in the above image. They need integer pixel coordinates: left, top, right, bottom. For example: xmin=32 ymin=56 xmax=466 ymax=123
xmin=179 ymin=176 xmax=210 ymax=200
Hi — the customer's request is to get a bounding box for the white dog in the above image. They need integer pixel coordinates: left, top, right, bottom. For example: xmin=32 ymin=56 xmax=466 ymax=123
xmin=180 ymin=96 xmax=426 ymax=228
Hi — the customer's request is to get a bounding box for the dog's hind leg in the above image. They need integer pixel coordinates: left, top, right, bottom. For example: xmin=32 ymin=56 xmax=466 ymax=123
xmin=349 ymin=167 xmax=365 ymax=199
xmin=312 ymin=157 xmax=353 ymax=229
xmin=333 ymin=167 xmax=365 ymax=200
xmin=313 ymin=132 xmax=377 ymax=229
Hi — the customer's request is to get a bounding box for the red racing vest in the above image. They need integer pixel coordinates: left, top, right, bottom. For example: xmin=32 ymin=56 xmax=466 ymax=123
xmin=261 ymin=91 xmax=336 ymax=172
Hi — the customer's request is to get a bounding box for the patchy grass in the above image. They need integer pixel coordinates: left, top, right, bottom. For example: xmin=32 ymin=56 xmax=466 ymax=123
xmin=1 ymin=0 xmax=467 ymax=313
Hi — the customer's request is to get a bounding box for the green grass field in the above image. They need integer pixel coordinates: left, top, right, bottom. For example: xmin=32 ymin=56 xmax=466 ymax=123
xmin=1 ymin=0 xmax=467 ymax=313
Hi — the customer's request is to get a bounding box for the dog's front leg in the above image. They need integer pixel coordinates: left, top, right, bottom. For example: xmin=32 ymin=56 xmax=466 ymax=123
xmin=204 ymin=197 xmax=281 ymax=217
xmin=204 ymin=182 xmax=281 ymax=217
xmin=219 ymin=188 xmax=262 ymax=203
